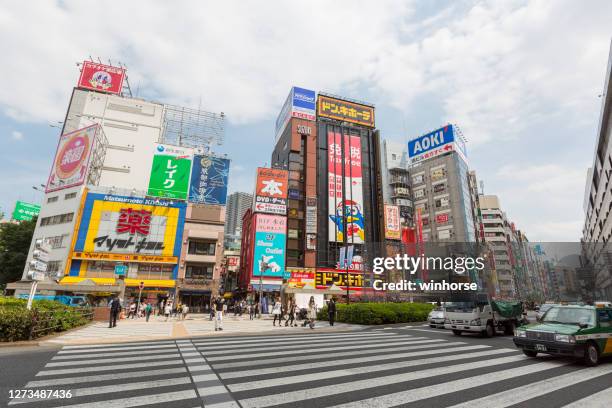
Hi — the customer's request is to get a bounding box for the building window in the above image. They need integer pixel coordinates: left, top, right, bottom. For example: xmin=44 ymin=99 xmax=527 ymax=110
xmin=47 ymin=196 xmax=58 ymax=203
xmin=46 ymin=235 xmax=67 ymax=249
xmin=412 ymin=174 xmax=424 ymax=184
xmin=188 ymin=241 xmax=216 ymax=256
xmin=185 ymin=263 xmax=214 ymax=279
xmin=433 ymin=183 xmax=446 ymax=193
xmin=40 ymin=212 xmax=74 ymax=226
xmin=431 ymin=168 xmax=446 ymax=181
xmin=64 ymin=192 xmax=77 ymax=200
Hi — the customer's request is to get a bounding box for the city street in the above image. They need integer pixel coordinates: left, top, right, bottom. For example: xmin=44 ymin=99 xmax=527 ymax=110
xmin=2 ymin=325 xmax=612 ymax=408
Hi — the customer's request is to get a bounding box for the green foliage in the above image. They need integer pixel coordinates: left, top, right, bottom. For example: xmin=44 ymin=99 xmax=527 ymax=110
xmin=0 ymin=297 xmax=91 ymax=342
xmin=317 ymin=302 xmax=434 ymax=325
xmin=0 ymin=217 xmax=37 ymax=287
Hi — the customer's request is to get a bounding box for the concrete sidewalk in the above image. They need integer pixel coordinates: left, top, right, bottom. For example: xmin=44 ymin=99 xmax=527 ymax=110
xmin=42 ymin=314 xmax=364 ymax=345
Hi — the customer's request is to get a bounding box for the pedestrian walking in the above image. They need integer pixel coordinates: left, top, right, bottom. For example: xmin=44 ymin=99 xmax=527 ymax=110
xmin=145 ymin=302 xmax=152 ymax=322
xmin=328 ymin=297 xmax=337 ymax=326
xmin=307 ymin=296 xmax=317 ymax=329
xmin=222 ymin=301 xmax=227 ymax=316
xmin=248 ymin=303 xmax=254 ymax=320
xmin=128 ymin=302 xmax=136 ymax=319
xmin=108 ymin=296 xmax=121 ymax=328
xmin=181 ymin=304 xmax=189 ymax=320
xmin=285 ymin=299 xmax=297 ymax=327
xmin=272 ymin=298 xmax=282 ymax=326
xmin=214 ymin=296 xmax=224 ymax=331
xmin=164 ymin=302 xmax=172 ymax=321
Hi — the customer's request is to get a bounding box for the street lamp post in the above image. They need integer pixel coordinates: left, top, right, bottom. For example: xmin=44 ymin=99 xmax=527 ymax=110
xmin=259 ymin=256 xmax=269 ymax=318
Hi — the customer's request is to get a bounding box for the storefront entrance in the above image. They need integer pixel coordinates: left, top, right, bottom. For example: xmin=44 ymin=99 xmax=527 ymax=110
xmin=179 ymin=291 xmax=211 ymax=314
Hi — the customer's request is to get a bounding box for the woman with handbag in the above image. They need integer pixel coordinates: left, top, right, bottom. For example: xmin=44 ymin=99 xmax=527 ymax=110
xmin=285 ymin=299 xmax=297 ymax=327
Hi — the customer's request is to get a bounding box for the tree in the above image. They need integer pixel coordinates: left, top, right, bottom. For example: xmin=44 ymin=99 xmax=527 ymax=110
xmin=0 ymin=218 xmax=37 ymax=289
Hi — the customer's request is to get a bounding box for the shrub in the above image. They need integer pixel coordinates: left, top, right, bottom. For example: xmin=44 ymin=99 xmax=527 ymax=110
xmin=317 ymin=302 xmax=434 ymax=325
xmin=0 ymin=297 xmax=91 ymax=342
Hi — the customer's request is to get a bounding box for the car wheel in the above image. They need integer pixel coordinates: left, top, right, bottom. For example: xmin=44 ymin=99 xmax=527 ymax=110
xmin=584 ymin=342 xmax=600 ymax=366
xmin=522 ymin=349 xmax=538 ymax=358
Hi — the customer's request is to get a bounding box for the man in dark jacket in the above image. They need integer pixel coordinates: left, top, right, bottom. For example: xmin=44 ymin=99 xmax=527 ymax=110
xmin=328 ymin=298 xmax=337 ymax=326
xmin=109 ymin=296 xmax=122 ymax=328
xmin=214 ymin=296 xmax=224 ymax=331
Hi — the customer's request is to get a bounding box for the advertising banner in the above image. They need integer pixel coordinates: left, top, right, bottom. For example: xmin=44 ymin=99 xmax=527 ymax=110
xmin=73 ymin=193 xmax=186 ymax=265
xmin=408 ymin=125 xmax=458 ymax=165
xmin=275 ymin=86 xmax=316 ymax=141
xmin=252 ymin=214 xmax=286 ymax=278
xmin=147 ymin=144 xmax=194 ymax=200
xmin=188 ymin=155 xmax=230 ymax=204
xmin=77 ymin=61 xmax=126 ymax=95
xmin=384 ymin=205 xmax=401 ymax=240
xmin=317 ymin=95 xmax=375 ymax=128
xmin=254 ymin=167 xmax=288 ymax=215
xmin=436 ymin=213 xmax=449 ymax=224
xmin=305 ymin=197 xmax=317 ymax=234
xmin=315 ymin=268 xmax=364 ymax=291
xmin=12 ymin=201 xmax=41 ymax=221
xmin=328 ymin=130 xmax=365 ymax=244
xmin=46 ymin=125 xmax=97 ymax=192
xmin=287 ymin=267 xmax=316 ymax=288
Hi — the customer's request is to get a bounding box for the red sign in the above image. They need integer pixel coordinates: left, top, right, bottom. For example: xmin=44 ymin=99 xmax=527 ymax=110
xmin=256 ymin=168 xmax=288 ymax=198
xmin=78 ymin=61 xmax=126 ymax=95
xmin=46 ymin=125 xmax=97 ymax=192
xmin=116 ymin=208 xmax=152 ymax=235
xmin=227 ymin=257 xmax=239 ymax=267
xmin=436 ymin=214 xmax=449 ymax=224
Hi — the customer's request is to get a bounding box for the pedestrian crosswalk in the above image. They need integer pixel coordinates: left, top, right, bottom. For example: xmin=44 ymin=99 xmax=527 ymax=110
xmin=8 ymin=330 xmax=612 ymax=408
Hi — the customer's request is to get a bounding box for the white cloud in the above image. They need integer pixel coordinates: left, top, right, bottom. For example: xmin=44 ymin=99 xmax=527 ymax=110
xmin=11 ymin=130 xmax=23 ymax=140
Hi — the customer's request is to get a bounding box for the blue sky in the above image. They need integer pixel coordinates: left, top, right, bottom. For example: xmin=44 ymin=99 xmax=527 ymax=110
xmin=1 ymin=0 xmax=611 ymax=241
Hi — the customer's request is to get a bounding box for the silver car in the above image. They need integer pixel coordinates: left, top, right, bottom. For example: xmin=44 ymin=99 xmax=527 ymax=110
xmin=428 ymin=307 xmax=446 ymax=328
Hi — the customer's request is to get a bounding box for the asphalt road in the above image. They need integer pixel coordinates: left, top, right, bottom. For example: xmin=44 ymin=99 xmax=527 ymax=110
xmin=1 ymin=324 xmax=612 ymax=408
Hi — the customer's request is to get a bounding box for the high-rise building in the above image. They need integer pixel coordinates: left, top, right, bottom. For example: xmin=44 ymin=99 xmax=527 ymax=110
xmin=407 ymin=125 xmax=475 ymax=243
xmin=224 ymin=192 xmax=253 ymax=248
xmin=582 ymin=40 xmax=612 ymax=301
xmin=381 ymin=140 xmax=412 ymax=228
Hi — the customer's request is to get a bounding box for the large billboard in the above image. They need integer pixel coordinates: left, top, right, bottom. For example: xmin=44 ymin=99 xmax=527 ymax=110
xmin=72 ymin=193 xmax=186 ymax=271
xmin=189 ymin=155 xmax=230 ymax=205
xmin=12 ymin=201 xmax=40 ymax=221
xmin=275 ymin=86 xmax=316 ymax=141
xmin=252 ymin=214 xmax=286 ymax=278
xmin=147 ymin=144 xmax=194 ymax=200
xmin=384 ymin=205 xmax=401 ymax=240
xmin=317 ymin=95 xmax=375 ymax=128
xmin=408 ymin=125 xmax=466 ymax=165
xmin=77 ymin=61 xmax=126 ymax=95
xmin=254 ymin=167 xmax=289 ymax=215
xmin=46 ymin=124 xmax=98 ymax=192
xmin=328 ymin=130 xmax=365 ymax=244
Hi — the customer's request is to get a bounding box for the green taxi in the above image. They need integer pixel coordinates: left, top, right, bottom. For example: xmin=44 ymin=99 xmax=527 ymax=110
xmin=513 ymin=304 xmax=612 ymax=366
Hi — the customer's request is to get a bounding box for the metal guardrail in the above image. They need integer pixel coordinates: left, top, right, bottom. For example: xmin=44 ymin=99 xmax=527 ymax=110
xmin=28 ymin=307 xmax=94 ymax=340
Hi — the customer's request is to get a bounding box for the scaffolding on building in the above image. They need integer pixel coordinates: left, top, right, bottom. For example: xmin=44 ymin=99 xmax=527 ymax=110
xmin=161 ymin=104 xmax=225 ymax=151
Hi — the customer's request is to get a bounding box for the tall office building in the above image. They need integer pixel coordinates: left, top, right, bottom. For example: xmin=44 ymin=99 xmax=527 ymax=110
xmin=381 ymin=140 xmax=412 ymax=228
xmin=583 ymin=40 xmax=612 ymax=301
xmin=224 ymin=192 xmax=253 ymax=248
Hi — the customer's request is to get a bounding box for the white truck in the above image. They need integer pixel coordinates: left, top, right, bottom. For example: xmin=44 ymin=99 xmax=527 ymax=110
xmin=444 ymin=293 xmax=524 ymax=337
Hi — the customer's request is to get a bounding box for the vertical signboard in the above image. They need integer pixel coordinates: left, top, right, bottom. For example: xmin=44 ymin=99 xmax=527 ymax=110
xmin=253 ymin=168 xmax=288 ymax=215
xmin=77 ymin=61 xmax=126 ymax=95
xmin=188 ymin=155 xmax=230 ymax=204
xmin=252 ymin=214 xmax=287 ymax=278
xmin=12 ymin=201 xmax=41 ymax=221
xmin=328 ymin=130 xmax=365 ymax=244
xmin=384 ymin=205 xmax=401 ymax=240
xmin=46 ymin=124 xmax=98 ymax=192
xmin=147 ymin=144 xmax=193 ymax=200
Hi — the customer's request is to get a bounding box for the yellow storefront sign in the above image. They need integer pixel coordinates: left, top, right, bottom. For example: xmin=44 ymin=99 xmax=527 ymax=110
xmin=72 ymin=251 xmax=177 ymax=264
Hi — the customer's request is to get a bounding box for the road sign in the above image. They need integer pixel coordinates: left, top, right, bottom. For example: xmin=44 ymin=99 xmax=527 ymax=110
xmin=29 ymin=260 xmax=47 ymax=272
xmin=34 ymin=239 xmax=52 ymax=253
xmin=31 ymin=271 xmax=45 ymax=281
xmin=32 ymin=249 xmax=50 ymax=263
xmin=114 ymin=264 xmax=127 ymax=276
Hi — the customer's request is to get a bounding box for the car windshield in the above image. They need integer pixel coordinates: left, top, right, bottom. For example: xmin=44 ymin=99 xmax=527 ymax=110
xmin=540 ymin=304 xmax=554 ymax=312
xmin=542 ymin=307 xmax=595 ymax=327
xmin=445 ymin=302 xmax=476 ymax=313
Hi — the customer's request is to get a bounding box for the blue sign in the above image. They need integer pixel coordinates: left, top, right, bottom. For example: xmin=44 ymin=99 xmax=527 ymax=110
xmin=189 ymin=155 xmax=230 ymax=205
xmin=275 ymin=86 xmax=316 ymax=141
xmin=252 ymin=231 xmax=287 ymax=278
xmin=114 ymin=265 xmax=127 ymax=276
xmin=292 ymin=87 xmax=316 ymax=111
xmin=408 ymin=125 xmax=455 ymax=164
